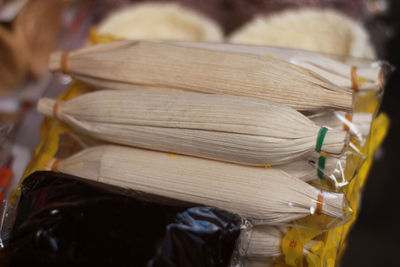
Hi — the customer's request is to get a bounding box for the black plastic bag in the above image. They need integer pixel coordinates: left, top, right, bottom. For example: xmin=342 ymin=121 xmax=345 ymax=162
xmin=0 ymin=171 xmax=242 ymax=267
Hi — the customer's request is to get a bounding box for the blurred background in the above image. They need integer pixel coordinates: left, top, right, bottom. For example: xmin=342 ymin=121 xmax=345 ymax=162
xmin=0 ymin=0 xmax=399 ymax=266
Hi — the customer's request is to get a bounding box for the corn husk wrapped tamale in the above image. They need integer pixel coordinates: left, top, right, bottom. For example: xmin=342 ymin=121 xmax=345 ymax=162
xmin=37 ymin=89 xmax=348 ymax=166
xmin=48 ymin=40 xmax=353 ymax=112
xmin=47 ymin=145 xmax=348 ymax=224
xmin=167 ymin=40 xmax=384 ymax=91
xmin=91 ymin=3 xmax=384 ymax=91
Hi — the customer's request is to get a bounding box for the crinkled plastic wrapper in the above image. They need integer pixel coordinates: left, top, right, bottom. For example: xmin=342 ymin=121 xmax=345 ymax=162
xmin=0 ymin=171 xmax=243 ymax=267
xmin=0 ymin=30 xmax=391 ymax=266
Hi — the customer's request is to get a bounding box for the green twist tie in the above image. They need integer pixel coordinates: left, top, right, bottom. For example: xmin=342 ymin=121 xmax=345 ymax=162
xmin=316 ymin=127 xmax=328 ymax=153
xmin=317 ymin=156 xmax=326 ymax=179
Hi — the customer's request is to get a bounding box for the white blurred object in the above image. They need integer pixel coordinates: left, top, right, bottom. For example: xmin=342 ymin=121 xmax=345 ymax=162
xmin=97 ymin=2 xmax=223 ymax=42
xmin=0 ymin=0 xmax=28 ymax=22
xmin=229 ymin=8 xmax=376 ymax=59
xmin=367 ymin=0 xmax=389 ymax=14
xmin=0 ymin=98 xmax=20 ymax=114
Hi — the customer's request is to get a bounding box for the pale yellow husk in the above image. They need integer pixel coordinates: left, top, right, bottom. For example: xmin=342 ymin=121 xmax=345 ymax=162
xmin=37 ymin=89 xmax=348 ymax=166
xmin=48 ymin=40 xmax=353 ymax=111
xmin=167 ymin=40 xmax=383 ymax=91
xmin=47 ymin=145 xmax=346 ymax=224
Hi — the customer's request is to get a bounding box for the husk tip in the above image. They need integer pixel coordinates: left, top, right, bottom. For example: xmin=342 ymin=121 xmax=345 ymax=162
xmin=321 ymin=128 xmax=349 ymax=157
xmin=37 ymin=98 xmax=56 ymax=118
xmin=44 ymin=158 xmax=57 ymax=171
xmin=48 ymin=51 xmax=63 ymax=72
xmin=322 ymin=191 xmax=346 ymax=219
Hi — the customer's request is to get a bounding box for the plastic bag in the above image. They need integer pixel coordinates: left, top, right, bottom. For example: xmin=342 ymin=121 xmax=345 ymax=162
xmin=3 ymin=1 xmax=392 ymax=266
xmin=9 ymin=44 xmax=388 ymax=267
xmin=0 ymin=171 xmax=243 ymax=267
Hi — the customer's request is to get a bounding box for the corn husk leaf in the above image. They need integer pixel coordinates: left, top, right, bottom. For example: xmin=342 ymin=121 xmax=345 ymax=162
xmin=48 ymin=40 xmax=353 ymax=112
xmin=37 ymin=89 xmax=348 ymax=166
xmin=47 ymin=145 xmax=347 ymax=224
xmin=168 ymin=40 xmax=384 ymax=91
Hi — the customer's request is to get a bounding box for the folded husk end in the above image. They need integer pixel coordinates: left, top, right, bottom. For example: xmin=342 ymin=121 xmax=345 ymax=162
xmin=321 ymin=191 xmax=345 ymax=219
xmin=48 ymin=51 xmax=62 ymax=72
xmin=37 ymin=98 xmax=56 ymax=118
xmin=321 ymin=129 xmax=349 ymax=156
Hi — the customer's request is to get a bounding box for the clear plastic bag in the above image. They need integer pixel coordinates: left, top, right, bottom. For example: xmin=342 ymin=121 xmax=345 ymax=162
xmin=2 ymin=1 xmax=392 ymax=266
xmin=8 ymin=47 xmax=388 ymax=267
xmin=0 ymin=171 xmax=244 ymax=266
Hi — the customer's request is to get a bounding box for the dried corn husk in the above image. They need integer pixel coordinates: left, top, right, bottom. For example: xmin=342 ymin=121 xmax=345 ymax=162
xmin=48 ymin=40 xmax=353 ymax=112
xmin=97 ymin=2 xmax=223 ymax=42
xmin=228 ymin=9 xmax=376 ymax=59
xmin=309 ymin=111 xmax=373 ymax=138
xmin=37 ymin=89 xmax=348 ymax=166
xmin=46 ymin=145 xmax=347 ymax=224
xmin=167 ymin=40 xmax=384 ymax=91
xmin=93 ymin=4 xmax=382 ymax=91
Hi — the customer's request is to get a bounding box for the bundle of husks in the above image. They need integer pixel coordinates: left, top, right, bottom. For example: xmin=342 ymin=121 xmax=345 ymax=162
xmin=48 ymin=40 xmax=353 ymax=111
xmin=167 ymin=41 xmax=384 ymax=91
xmin=45 ymin=145 xmax=347 ymax=224
xmin=37 ymin=89 xmax=348 ymax=166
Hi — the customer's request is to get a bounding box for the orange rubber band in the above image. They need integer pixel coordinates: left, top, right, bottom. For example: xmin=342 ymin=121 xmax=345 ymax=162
xmin=53 ymin=101 xmax=60 ymax=119
xmin=343 ymin=113 xmax=353 ymax=132
xmin=315 ymin=193 xmax=324 ymax=215
xmin=61 ymin=52 xmax=70 ymax=74
xmin=378 ymin=68 xmax=384 ymax=89
xmin=351 ymin=66 xmax=359 ymax=92
xmin=52 ymin=159 xmax=62 ymax=171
